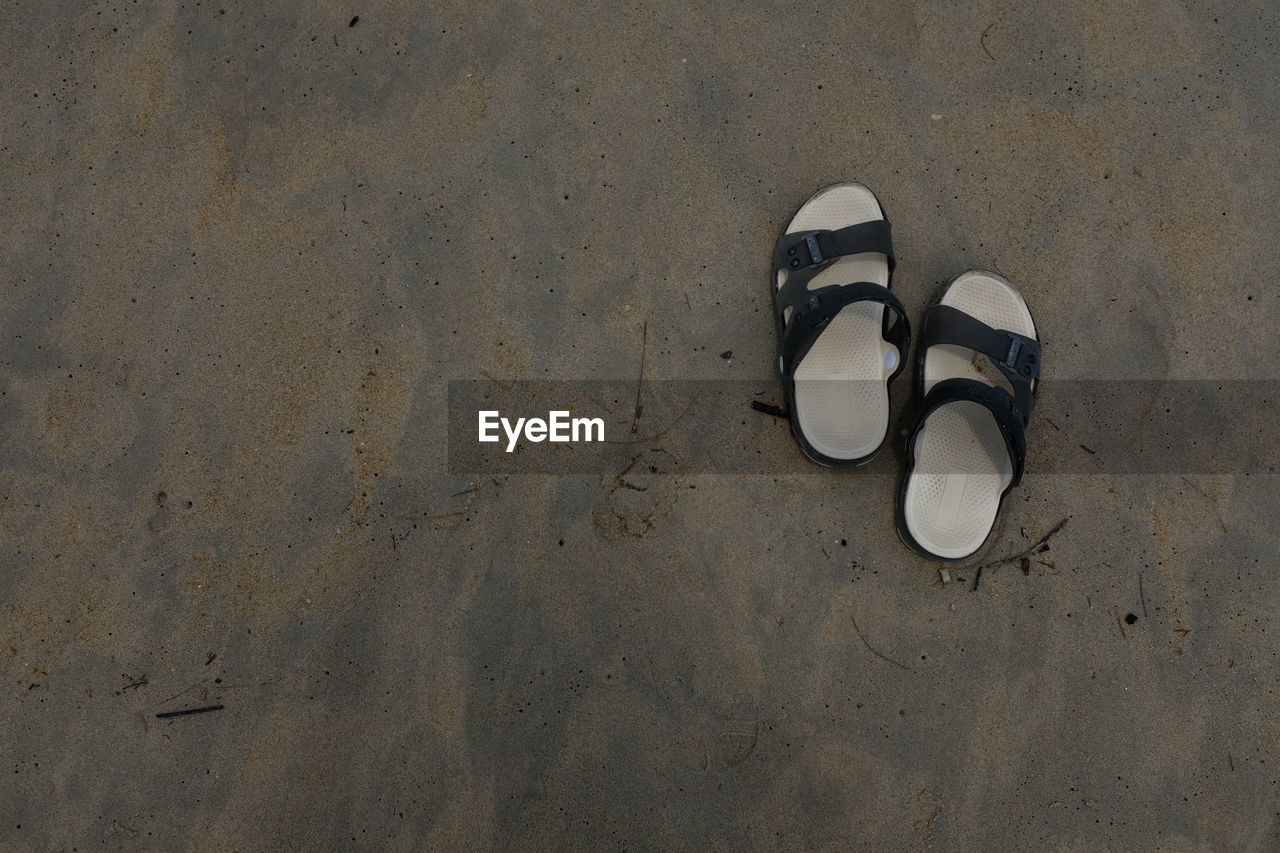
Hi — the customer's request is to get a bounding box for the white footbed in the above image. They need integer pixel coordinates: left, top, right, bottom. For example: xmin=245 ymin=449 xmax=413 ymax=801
xmin=902 ymin=271 xmax=1037 ymax=559
xmin=778 ymin=183 xmax=899 ymax=461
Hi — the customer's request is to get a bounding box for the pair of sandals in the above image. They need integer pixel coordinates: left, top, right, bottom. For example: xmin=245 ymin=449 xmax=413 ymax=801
xmin=773 ymin=182 xmax=1040 ymax=562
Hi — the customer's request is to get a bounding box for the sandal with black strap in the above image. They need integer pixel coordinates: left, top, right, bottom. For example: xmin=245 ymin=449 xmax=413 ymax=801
xmin=898 ymin=270 xmax=1041 ymax=560
xmin=773 ymin=182 xmax=911 ymax=466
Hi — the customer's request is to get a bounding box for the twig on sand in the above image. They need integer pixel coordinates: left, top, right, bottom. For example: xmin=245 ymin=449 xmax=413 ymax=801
xmin=156 ymin=704 xmax=224 ymax=719
xmin=851 ymin=615 xmax=915 ymax=673
xmin=971 ymin=518 xmax=1069 ymax=591
xmin=980 ymin=21 xmax=997 ymax=61
xmin=630 ymin=319 xmax=648 ymax=434
xmin=750 ymin=400 xmax=788 ymax=419
xmin=479 ymin=370 xmax=508 ymax=390
xmin=1180 ymin=476 xmax=1227 ymax=533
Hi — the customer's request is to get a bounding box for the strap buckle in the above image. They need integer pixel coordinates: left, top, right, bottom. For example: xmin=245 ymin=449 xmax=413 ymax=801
xmin=783 ymin=232 xmax=829 ymax=270
xmin=1003 ymin=333 xmax=1039 ymax=380
xmin=804 ymin=234 xmax=825 ymax=267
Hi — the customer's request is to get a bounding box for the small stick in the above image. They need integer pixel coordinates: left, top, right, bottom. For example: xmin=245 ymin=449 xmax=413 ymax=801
xmin=1181 ymin=476 xmax=1227 ymax=533
xmin=422 ymin=510 xmax=465 ymax=521
xmin=630 ymin=319 xmax=648 ymax=434
xmin=851 ymin=615 xmax=915 ymax=673
xmin=980 ymin=22 xmax=997 ymax=61
xmin=478 ymin=370 xmax=508 ymax=390
xmin=1138 ymin=572 xmax=1149 ymax=618
xmin=970 ymin=518 xmax=1069 ymax=591
xmin=750 ymin=401 xmax=788 ymax=419
xmin=156 ymin=704 xmax=224 ymax=719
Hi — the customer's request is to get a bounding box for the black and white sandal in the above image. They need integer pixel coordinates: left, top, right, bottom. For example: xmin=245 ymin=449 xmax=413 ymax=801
xmin=773 ymin=183 xmax=911 ymax=465
xmin=898 ymin=271 xmax=1041 ymax=560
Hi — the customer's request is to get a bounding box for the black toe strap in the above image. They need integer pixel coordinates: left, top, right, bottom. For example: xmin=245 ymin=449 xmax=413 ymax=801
xmin=774 ymin=220 xmax=895 ymax=288
xmin=777 ymin=281 xmax=910 ymax=379
xmin=920 ymin=304 xmax=1040 ymax=420
xmin=908 ymin=378 xmax=1030 ymax=486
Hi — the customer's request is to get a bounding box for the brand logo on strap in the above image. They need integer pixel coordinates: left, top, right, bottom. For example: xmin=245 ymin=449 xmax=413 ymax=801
xmin=804 ymin=235 xmax=824 ymax=266
xmin=1004 ymin=337 xmax=1023 ymax=369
